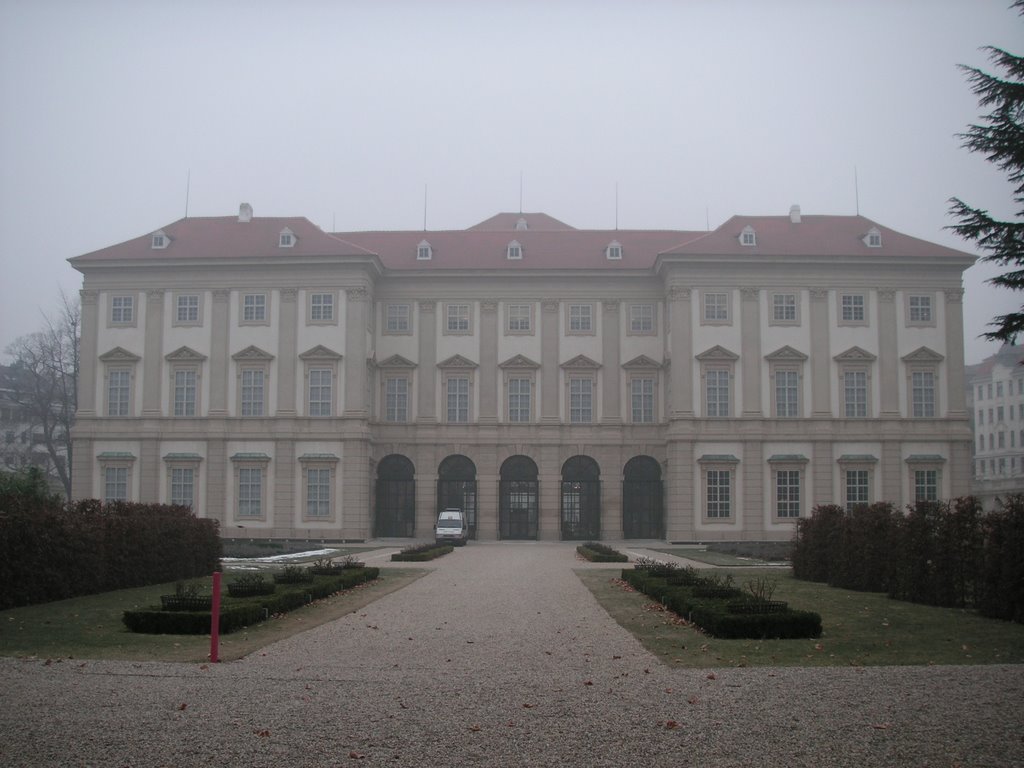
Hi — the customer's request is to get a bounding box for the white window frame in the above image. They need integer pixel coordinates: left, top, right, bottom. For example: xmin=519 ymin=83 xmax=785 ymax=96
xmin=444 ymin=303 xmax=472 ymax=335
xmin=299 ymin=454 xmax=338 ymax=521
xmin=103 ymin=464 xmax=130 ymax=502
xmin=628 ymin=303 xmax=656 ymax=336
xmin=417 ymin=240 xmax=432 ymax=260
xmin=700 ymin=290 xmax=731 ymax=325
xmin=566 ymin=303 xmax=595 ymax=335
xmin=606 ymin=241 xmax=622 ymax=260
xmin=170 ymin=365 xmax=200 ymax=417
xmin=106 ymin=367 xmax=134 ymax=417
xmin=699 ymin=455 xmax=738 ymax=522
xmin=109 ymin=294 xmax=137 ymax=327
xmin=629 ymin=375 xmax=656 ymax=424
xmin=769 ymin=292 xmax=799 ymax=325
xmin=770 ymin=459 xmax=806 ymax=520
xmin=839 ymin=456 xmax=876 ymax=512
xmin=308 ymin=292 xmax=337 ymax=325
xmin=173 ymin=293 xmax=202 ymax=326
xmin=771 ymin=365 xmax=802 ymax=418
xmin=241 ymin=292 xmax=269 ymax=325
xmin=568 ymin=375 xmax=595 ymax=424
xmin=906 ymin=293 xmax=935 ymax=327
xmin=739 ymin=226 xmax=756 ymax=247
xmin=506 ymin=240 xmax=522 ymax=260
xmin=444 ymin=373 xmax=472 ymax=424
xmin=384 ymin=376 xmax=410 ymax=423
xmin=384 ymin=303 xmax=412 ymax=334
xmin=505 ymin=303 xmax=534 ymax=335
xmin=235 ymin=462 xmax=267 ymax=520
xmin=839 ymin=292 xmax=868 ymax=326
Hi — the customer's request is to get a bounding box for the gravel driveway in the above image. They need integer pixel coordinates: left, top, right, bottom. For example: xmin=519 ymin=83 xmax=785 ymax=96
xmin=1 ymin=541 xmax=1022 ymax=767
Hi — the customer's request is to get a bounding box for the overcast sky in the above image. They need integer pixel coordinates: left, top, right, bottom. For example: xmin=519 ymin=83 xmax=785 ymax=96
xmin=0 ymin=0 xmax=1019 ymax=364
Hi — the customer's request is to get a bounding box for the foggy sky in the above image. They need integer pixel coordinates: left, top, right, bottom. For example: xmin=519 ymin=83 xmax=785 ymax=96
xmin=0 ymin=0 xmax=1019 ymax=365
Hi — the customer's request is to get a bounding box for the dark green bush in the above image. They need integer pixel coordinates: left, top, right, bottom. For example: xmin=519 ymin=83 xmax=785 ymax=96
xmin=577 ymin=542 xmax=628 ymax=562
xmin=977 ymin=497 xmax=1024 ymax=623
xmin=227 ymin=574 xmax=276 ymax=597
xmin=273 ymin=565 xmax=314 ymax=584
xmin=391 ymin=544 xmax=453 ymax=561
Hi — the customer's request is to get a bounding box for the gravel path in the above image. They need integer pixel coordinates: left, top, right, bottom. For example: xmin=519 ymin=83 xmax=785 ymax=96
xmin=2 ymin=542 xmax=1022 ymax=767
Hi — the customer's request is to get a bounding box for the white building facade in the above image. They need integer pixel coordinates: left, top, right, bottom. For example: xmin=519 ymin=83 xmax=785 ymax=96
xmin=69 ymin=206 xmax=975 ymax=543
xmin=967 ymin=343 xmax=1024 ymax=510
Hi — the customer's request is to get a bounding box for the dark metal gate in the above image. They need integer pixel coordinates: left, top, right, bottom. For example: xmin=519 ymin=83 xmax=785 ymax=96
xmin=622 ymin=456 xmax=663 ymax=539
xmin=499 ymin=455 xmax=538 ymax=540
xmin=560 ymin=456 xmax=600 ymax=540
xmin=437 ymin=454 xmax=478 ymax=539
xmin=375 ymin=455 xmax=415 ymax=537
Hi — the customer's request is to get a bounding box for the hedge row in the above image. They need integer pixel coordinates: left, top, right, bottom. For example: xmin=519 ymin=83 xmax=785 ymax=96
xmin=622 ymin=567 xmax=822 ymax=639
xmin=391 ymin=544 xmax=454 ymax=561
xmin=0 ymin=496 xmax=221 ymax=610
xmin=791 ymin=497 xmax=1024 ymax=623
xmin=577 ymin=542 xmax=629 ymax=562
xmin=123 ymin=567 xmax=380 ymax=635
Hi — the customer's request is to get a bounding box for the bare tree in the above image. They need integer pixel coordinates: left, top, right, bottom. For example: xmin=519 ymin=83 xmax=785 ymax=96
xmin=4 ymin=290 xmax=79 ymax=497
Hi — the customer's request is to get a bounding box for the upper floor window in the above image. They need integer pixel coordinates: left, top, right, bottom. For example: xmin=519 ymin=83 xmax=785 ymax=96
xmin=175 ymin=294 xmax=200 ymax=324
xmin=630 ymin=377 xmax=655 ymax=424
xmin=864 ymin=227 xmax=882 ymax=248
xmin=385 ymin=303 xmax=411 ymax=334
xmin=385 ymin=377 xmax=409 ymax=422
xmin=507 ymin=303 xmax=532 ymax=333
xmin=740 ymin=226 xmax=756 ymax=246
xmin=172 ymin=369 xmax=198 ymax=417
xmin=911 ymin=371 xmax=936 ymax=418
xmin=840 ymin=293 xmax=866 ymax=324
xmin=241 ymin=293 xmax=268 ymax=324
xmin=151 ymin=231 xmax=168 ymax=249
xmin=417 ymin=240 xmax=432 ymax=260
xmin=997 ymin=381 xmax=1004 ymax=397
xmin=445 ymin=303 xmax=471 ymax=334
xmin=606 ymin=241 xmax=622 ymax=260
xmin=279 ymin=228 xmax=295 ymax=248
xmin=771 ymin=293 xmax=798 ymax=324
xmin=569 ymin=377 xmax=594 ymax=423
xmin=907 ymin=294 xmax=934 ymax=326
xmin=629 ymin=304 xmax=655 ymax=335
xmin=702 ymin=292 xmax=730 ymax=324
xmin=507 ymin=240 xmax=522 ymax=260
xmin=568 ymin=303 xmax=594 ymax=334
xmin=110 ymin=295 xmax=134 ymax=325
xmin=309 ymin=292 xmax=334 ymax=323
xmin=307 ymin=368 xmax=333 ymax=417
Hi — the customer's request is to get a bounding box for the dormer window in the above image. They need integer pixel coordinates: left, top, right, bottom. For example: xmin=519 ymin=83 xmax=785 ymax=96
xmin=417 ymin=240 xmax=432 ymax=260
xmin=606 ymin=241 xmax=622 ymax=260
xmin=279 ymin=228 xmax=295 ymax=248
xmin=864 ymin=227 xmax=882 ymax=248
xmin=515 ymin=217 xmax=529 ymax=231
xmin=151 ymin=231 xmax=168 ymax=250
xmin=507 ymin=240 xmax=522 ymax=260
xmin=740 ymin=226 xmax=756 ymax=247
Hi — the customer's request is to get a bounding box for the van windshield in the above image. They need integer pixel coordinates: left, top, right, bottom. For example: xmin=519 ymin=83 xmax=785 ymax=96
xmin=437 ymin=518 xmax=462 ymax=529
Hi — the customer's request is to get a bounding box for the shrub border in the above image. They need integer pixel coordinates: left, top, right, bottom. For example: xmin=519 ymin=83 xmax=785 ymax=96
xmin=576 ymin=542 xmax=629 ymax=563
xmin=391 ymin=544 xmax=454 ymax=562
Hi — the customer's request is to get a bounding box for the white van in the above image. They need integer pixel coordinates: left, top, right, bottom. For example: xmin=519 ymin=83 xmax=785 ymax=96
xmin=435 ymin=508 xmax=469 ymax=546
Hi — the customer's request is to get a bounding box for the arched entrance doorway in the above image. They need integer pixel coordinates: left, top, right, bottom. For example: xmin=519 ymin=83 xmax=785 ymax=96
xmin=375 ymin=454 xmax=415 ymax=537
xmin=437 ymin=455 xmax=478 ymax=539
xmin=622 ymin=456 xmax=663 ymax=539
xmin=561 ymin=456 xmax=600 ymax=540
xmin=499 ymin=455 xmax=538 ymax=540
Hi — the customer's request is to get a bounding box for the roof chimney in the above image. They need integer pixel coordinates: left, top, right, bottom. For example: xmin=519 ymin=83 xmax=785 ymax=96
xmin=789 ymin=205 xmax=801 ymax=224
xmin=239 ymin=203 xmax=253 ymax=223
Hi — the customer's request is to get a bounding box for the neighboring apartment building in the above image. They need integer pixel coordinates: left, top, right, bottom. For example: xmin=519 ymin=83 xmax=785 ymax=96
xmin=966 ymin=342 xmax=1024 ymax=510
xmin=68 ymin=204 xmax=975 ymax=543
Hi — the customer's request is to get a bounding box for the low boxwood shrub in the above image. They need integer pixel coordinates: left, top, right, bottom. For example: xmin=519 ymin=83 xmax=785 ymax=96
xmin=577 ymin=542 xmax=628 ymax=563
xmin=273 ymin=565 xmax=314 ymax=584
xmin=123 ymin=567 xmax=381 ymax=635
xmin=391 ymin=543 xmax=454 ymax=562
xmin=227 ymin=573 xmax=276 ymax=597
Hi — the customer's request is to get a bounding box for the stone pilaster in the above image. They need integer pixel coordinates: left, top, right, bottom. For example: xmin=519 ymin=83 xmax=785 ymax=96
xmin=479 ymin=301 xmax=498 ymax=423
xmin=139 ymin=439 xmax=159 ymax=502
xmin=142 ymin=290 xmax=164 ymax=416
xmin=274 ymin=440 xmax=295 ymax=535
xmin=417 ymin=300 xmax=437 ymax=423
xmin=277 ymin=288 xmax=298 ymax=415
xmin=71 ymin=437 xmax=93 ymax=500
xmin=208 ymin=290 xmax=230 ymax=416
xmin=809 ymin=289 xmax=831 ymax=417
xmin=665 ymin=440 xmax=694 ymax=541
xmin=882 ymin=441 xmax=901 ymax=506
xmin=668 ymin=286 xmax=693 ymax=417
xmin=813 ymin=440 xmax=834 ymax=506
xmin=340 ymin=438 xmax=371 ymax=539
xmin=743 ymin=441 xmax=764 ymax=537
xmin=601 ymin=300 xmax=622 ymax=423
xmin=343 ymin=287 xmax=369 ymax=417
xmin=878 ymin=288 xmax=899 ymax=417
xmin=740 ymin=287 xmax=762 ymax=416
xmin=206 ymin=439 xmax=227 ymax=526
xmin=77 ymin=290 xmax=99 ymax=417
xmin=944 ymin=288 xmax=967 ymax=416
xmin=541 ymin=300 xmax=560 ymax=424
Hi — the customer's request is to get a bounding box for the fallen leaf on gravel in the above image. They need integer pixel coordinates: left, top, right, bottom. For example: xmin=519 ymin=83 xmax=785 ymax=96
xmin=178 ymin=703 xmax=187 ymax=711
xmin=523 ymin=703 xmax=534 ymax=709
xmin=706 ymin=673 xmax=717 ymax=681
xmin=688 ymin=696 xmax=699 ymax=705
xmin=814 ymin=643 xmax=824 ymax=651
xmin=583 ymin=680 xmax=594 ymax=686
xmin=612 ymin=655 xmax=621 ymax=660
xmin=199 ymin=664 xmax=209 ymax=671
xmin=871 ymin=723 xmax=890 ymax=730
xmin=254 ymin=729 xmax=270 ymax=737
xmin=469 ymin=724 xmax=482 ymax=732
xmin=665 ymin=720 xmax=680 ymax=730
xmin=348 ymin=750 xmax=365 ymax=759
xmin=665 ymin=688 xmax=673 ymax=693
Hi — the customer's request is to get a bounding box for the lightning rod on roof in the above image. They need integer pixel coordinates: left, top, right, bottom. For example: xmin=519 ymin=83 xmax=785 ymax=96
xmin=706 ymin=206 xmax=710 ymax=232
xmin=615 ymin=182 xmax=619 ymax=231
xmin=184 ymin=169 xmax=190 ymax=218
xmin=519 ymin=171 xmax=523 ymax=214
xmin=423 ymin=184 xmax=427 ymax=231
xmin=855 ymin=166 xmax=860 ymax=216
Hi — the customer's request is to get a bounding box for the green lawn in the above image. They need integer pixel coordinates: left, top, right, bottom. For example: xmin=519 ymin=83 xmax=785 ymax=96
xmin=0 ymin=568 xmax=426 ymax=663
xmin=578 ymin=567 xmax=1024 ymax=667
xmin=648 ymin=548 xmax=783 ymax=567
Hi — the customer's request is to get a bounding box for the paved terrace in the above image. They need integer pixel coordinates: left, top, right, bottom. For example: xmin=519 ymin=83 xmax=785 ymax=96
xmin=1 ymin=542 xmax=1021 ymax=767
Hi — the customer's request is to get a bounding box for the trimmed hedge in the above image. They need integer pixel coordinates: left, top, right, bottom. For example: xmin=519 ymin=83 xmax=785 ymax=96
xmin=391 ymin=544 xmax=454 ymax=562
xmin=123 ymin=567 xmax=380 ymax=635
xmin=577 ymin=542 xmax=629 ymax=562
xmin=792 ymin=497 xmax=1024 ymax=624
xmin=621 ymin=567 xmax=822 ymax=639
xmin=0 ymin=497 xmax=221 ymax=610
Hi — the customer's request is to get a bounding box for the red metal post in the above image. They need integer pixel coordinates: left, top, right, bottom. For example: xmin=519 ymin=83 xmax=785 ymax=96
xmin=210 ymin=571 xmax=221 ymax=663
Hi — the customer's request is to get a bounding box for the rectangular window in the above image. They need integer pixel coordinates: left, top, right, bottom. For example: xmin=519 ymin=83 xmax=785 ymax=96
xmin=772 ymin=293 xmax=797 ymax=322
xmin=978 ymin=385 xmax=984 ymax=400
xmin=569 ymin=304 xmax=593 ymax=332
xmin=238 ymin=467 xmax=262 ymax=517
xmin=569 ymin=377 xmax=593 ymax=423
xmin=845 ymin=470 xmax=870 ymax=511
xmin=911 ymin=371 xmax=935 ymax=417
xmin=507 ymin=304 xmax=532 ymax=332
xmin=775 ymin=370 xmax=800 ymax=418
xmin=841 ymin=293 xmax=865 ymax=323
xmin=706 ymin=369 xmax=730 ymax=417
xmin=631 ymin=378 xmax=654 ymax=423
xmin=306 ymin=468 xmax=331 ymax=518
xmin=706 ymin=470 xmax=731 ymax=518
xmin=997 ymin=381 xmax=1004 ymax=397
xmin=170 ymin=467 xmax=194 ymax=508
xmin=914 ymin=470 xmax=938 ymax=502
xmin=446 ymin=377 xmax=469 ymax=423
xmin=385 ymin=378 xmax=409 ymax=422
xmin=108 ymin=370 xmax=131 ymax=416
xmin=386 ymin=303 xmax=411 ymax=333
xmin=446 ymin=304 xmax=470 ymax=332
xmin=629 ymin=304 xmax=655 ymax=334
xmin=844 ymin=371 xmax=867 ymax=418
xmin=977 ymin=409 xmax=984 ymax=424
xmin=173 ymin=370 xmax=197 ymax=417
xmin=508 ymin=377 xmax=531 ymax=423
xmin=998 ymin=405 xmax=1005 ymax=421
xmin=111 ymin=295 xmax=134 ymax=324
xmin=908 ymin=295 xmax=932 ymax=323
xmin=240 ymin=369 xmax=265 ymax=416
xmin=310 ymin=293 xmax=334 ymax=322
xmin=776 ymin=470 xmax=801 ymax=518
xmin=703 ymin=292 xmax=728 ymax=322
xmin=242 ymin=293 xmax=266 ymax=322
xmin=999 ymin=431 xmax=1006 ymax=449
xmin=176 ymin=294 xmax=200 ymax=323
xmin=988 ymin=383 xmax=993 ymax=399
xmin=308 ymin=369 xmax=332 ymax=416
xmin=104 ymin=466 xmax=128 ymax=501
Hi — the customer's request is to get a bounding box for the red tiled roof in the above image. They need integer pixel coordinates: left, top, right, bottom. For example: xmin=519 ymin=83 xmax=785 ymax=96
xmin=467 ymin=212 xmax=576 ymax=231
xmin=70 ymin=215 xmax=374 ymax=264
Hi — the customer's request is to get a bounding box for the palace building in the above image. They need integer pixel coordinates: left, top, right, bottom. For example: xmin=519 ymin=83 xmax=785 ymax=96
xmin=69 ymin=204 xmax=974 ymax=543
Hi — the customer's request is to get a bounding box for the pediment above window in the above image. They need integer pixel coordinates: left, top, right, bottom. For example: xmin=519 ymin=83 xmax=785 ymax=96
xmin=99 ymin=346 xmax=141 ymax=363
xmin=437 ymin=354 xmax=478 ymax=369
xmin=498 ymin=354 xmax=540 ymax=370
xmin=164 ymin=345 xmax=207 ymax=362
xmin=900 ymin=346 xmax=944 ymax=363
xmin=231 ymin=345 xmax=275 ymax=361
xmin=299 ymin=345 xmax=342 ymax=360
xmin=695 ymin=345 xmax=739 ymax=362
xmin=377 ymin=354 xmax=417 ymax=369
xmin=560 ymin=354 xmax=601 ymax=370
xmin=833 ymin=346 xmax=877 ymax=363
xmin=621 ymin=354 xmax=663 ymax=370
xmin=764 ymin=345 xmax=808 ymax=362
